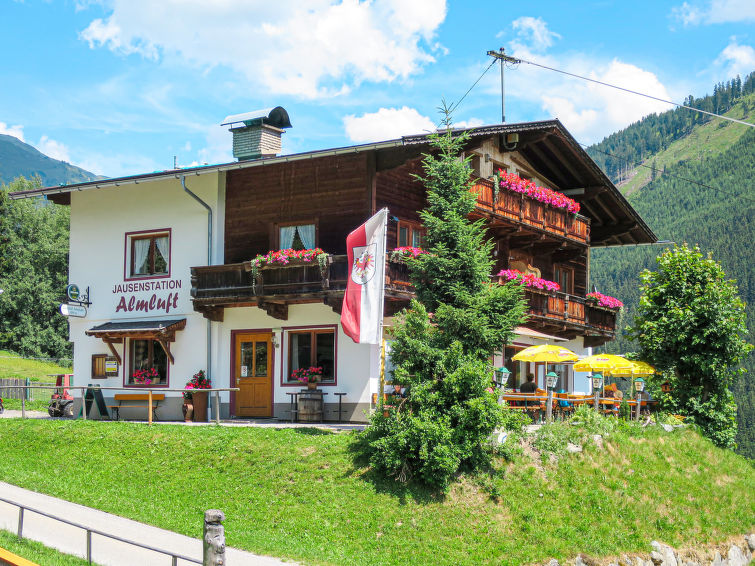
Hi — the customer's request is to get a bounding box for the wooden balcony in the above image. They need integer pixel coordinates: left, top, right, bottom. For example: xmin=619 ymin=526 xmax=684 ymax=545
xmin=471 ymin=178 xmax=590 ymax=245
xmin=523 ymin=287 xmax=617 ymax=345
xmin=190 ymin=255 xmax=617 ymax=344
xmin=190 ymin=255 xmax=414 ymax=321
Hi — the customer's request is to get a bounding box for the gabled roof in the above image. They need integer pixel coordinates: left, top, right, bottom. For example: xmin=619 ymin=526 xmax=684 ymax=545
xmin=8 ymin=119 xmax=655 ymax=246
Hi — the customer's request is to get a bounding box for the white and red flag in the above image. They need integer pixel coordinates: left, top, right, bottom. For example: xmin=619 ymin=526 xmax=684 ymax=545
xmin=341 ymin=208 xmax=388 ymax=344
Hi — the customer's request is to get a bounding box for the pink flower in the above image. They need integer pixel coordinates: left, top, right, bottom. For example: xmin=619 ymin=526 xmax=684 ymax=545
xmin=495 ymin=170 xmax=580 ymax=214
xmin=586 ymin=292 xmax=623 ymax=309
xmin=497 ymin=269 xmax=561 ymax=292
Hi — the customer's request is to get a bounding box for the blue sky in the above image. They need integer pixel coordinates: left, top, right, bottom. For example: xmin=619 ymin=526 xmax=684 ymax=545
xmin=1 ymin=0 xmax=753 ymax=178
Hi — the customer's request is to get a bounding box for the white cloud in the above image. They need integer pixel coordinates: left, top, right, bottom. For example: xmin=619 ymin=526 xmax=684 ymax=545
xmin=79 ymin=0 xmax=447 ymax=99
xmin=37 ymin=136 xmax=72 ymax=162
xmin=343 ymin=107 xmax=435 ymax=142
xmin=0 ymin=122 xmax=25 ymax=141
xmin=712 ymin=38 xmax=755 ymax=80
xmin=454 ymin=118 xmax=484 ymax=129
xmin=539 ymin=60 xmax=671 ymax=143
xmin=494 ymin=18 xmax=673 ymax=144
xmin=510 ymin=17 xmax=560 ymax=52
xmin=671 ymin=0 xmax=755 ymax=25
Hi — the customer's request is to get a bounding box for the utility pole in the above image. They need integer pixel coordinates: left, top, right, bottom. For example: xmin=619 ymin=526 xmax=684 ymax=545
xmin=487 ymin=48 xmax=521 ymax=123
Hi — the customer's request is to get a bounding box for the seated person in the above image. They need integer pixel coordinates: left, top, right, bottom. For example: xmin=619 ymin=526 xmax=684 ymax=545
xmin=519 ymin=373 xmax=537 ymax=393
xmin=519 ymin=373 xmax=538 ymax=408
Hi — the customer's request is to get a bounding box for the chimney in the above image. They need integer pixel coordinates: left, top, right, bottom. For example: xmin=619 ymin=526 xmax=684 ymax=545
xmin=221 ymin=106 xmax=292 ymax=161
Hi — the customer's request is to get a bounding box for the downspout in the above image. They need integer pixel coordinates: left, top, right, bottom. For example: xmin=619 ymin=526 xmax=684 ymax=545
xmin=181 ymin=175 xmax=213 ymax=412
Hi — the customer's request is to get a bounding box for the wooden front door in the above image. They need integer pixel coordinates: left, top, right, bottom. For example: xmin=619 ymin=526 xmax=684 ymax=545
xmin=234 ymin=332 xmax=273 ymax=417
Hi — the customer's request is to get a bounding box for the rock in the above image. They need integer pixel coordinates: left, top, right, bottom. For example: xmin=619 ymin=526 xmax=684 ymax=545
xmin=661 ymin=424 xmax=674 ymax=432
xmin=546 ymin=559 xmax=559 ymax=566
xmin=650 ymin=541 xmax=678 ymax=566
xmin=746 ymin=534 xmax=755 ymax=552
xmin=567 ymin=442 xmax=583 ymax=453
xmin=593 ymin=434 xmax=604 ymax=449
xmin=575 ymin=556 xmax=587 ymax=566
xmin=618 ymin=555 xmax=633 ymax=566
xmin=710 ymin=551 xmax=724 ymax=566
xmin=726 ymin=544 xmax=749 ymax=566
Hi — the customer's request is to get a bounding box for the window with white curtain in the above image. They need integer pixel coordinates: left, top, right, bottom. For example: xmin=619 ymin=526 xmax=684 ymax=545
xmin=279 ymin=224 xmax=316 ymax=250
xmin=126 ymin=230 xmax=171 ymax=278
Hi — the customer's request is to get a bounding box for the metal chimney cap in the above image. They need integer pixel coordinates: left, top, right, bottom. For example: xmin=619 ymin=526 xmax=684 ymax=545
xmin=221 ymin=106 xmax=292 ymax=129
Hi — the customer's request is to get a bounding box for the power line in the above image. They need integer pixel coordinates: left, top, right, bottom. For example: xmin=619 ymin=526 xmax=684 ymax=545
xmin=583 ymin=143 xmax=755 ymax=204
xmin=514 ymin=55 xmax=755 ymax=129
xmin=444 ymin=58 xmax=498 ymax=123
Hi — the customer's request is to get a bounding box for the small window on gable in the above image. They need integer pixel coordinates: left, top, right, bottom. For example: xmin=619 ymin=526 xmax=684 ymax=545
xmin=397 ymin=221 xmax=425 ymax=249
xmin=279 ymin=224 xmax=316 ymax=250
xmin=126 ymin=230 xmax=170 ymax=279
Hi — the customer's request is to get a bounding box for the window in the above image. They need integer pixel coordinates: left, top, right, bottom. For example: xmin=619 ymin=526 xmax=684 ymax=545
xmin=126 ymin=230 xmax=170 ymax=279
xmin=397 ymin=221 xmax=425 ymax=248
xmin=128 ymin=339 xmax=168 ymax=385
xmin=279 ymin=223 xmax=316 ymax=250
xmin=286 ymin=329 xmax=335 ymax=383
xmin=554 ymin=265 xmax=574 ymax=294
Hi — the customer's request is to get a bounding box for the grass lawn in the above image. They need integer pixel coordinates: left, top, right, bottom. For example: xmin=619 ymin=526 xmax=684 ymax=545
xmin=0 ymin=420 xmax=753 ymax=566
xmin=0 ymin=350 xmax=72 ymax=411
xmin=0 ymin=529 xmax=95 ymax=566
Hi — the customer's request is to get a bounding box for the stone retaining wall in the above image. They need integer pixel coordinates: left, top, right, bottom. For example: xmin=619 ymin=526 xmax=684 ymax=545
xmin=545 ymin=535 xmax=754 ymax=566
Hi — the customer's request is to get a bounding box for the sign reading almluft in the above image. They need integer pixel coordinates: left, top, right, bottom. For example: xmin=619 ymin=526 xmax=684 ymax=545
xmin=113 ymin=278 xmax=183 ymax=314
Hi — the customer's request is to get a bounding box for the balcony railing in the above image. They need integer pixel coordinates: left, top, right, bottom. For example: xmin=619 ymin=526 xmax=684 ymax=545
xmin=191 ymin=255 xmax=415 ymax=306
xmin=524 ymin=287 xmax=618 ymax=334
xmin=191 ymin=255 xmax=616 ymax=337
xmin=471 ymin=178 xmax=590 ymax=244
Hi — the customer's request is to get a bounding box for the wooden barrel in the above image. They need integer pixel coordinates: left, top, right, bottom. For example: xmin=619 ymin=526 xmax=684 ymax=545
xmin=298 ymin=390 xmax=323 ymax=422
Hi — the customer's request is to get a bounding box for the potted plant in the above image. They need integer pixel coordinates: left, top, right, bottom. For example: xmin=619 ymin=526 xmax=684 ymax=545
xmin=133 ymin=367 xmax=158 ymax=386
xmin=292 ymin=366 xmax=323 ymax=390
xmin=184 ymin=370 xmax=211 ymax=422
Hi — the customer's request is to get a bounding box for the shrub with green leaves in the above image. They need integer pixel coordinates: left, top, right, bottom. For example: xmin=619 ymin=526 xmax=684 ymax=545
xmin=629 ymin=244 xmax=752 ymax=448
xmin=362 ymin=112 xmax=527 ymax=490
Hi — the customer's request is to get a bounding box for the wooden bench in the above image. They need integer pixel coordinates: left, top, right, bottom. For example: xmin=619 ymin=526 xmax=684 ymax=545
xmin=108 ymin=393 xmax=165 ymax=421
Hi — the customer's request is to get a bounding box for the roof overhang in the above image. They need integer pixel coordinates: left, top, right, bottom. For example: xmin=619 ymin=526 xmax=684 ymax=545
xmin=9 ymin=119 xmax=654 ymax=246
xmin=85 ymin=318 xmax=186 ymax=365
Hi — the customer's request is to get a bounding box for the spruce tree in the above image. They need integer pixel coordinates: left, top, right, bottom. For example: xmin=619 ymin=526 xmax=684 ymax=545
xmin=363 ymin=111 xmax=527 ymax=489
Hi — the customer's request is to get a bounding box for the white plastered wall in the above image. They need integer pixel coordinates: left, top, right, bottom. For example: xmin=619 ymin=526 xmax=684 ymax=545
xmin=67 ymin=173 xmax=222 ymax=412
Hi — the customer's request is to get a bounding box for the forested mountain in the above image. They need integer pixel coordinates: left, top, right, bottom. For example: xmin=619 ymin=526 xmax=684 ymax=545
xmin=0 ymin=133 xmax=101 ymax=187
xmin=587 ymin=77 xmax=755 ymax=458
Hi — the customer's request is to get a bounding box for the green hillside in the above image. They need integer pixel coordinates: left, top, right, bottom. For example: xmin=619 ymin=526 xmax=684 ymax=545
xmin=587 ymin=76 xmax=755 ymax=458
xmin=0 ymin=419 xmax=753 ymax=565
xmin=0 ymin=133 xmax=102 ymax=187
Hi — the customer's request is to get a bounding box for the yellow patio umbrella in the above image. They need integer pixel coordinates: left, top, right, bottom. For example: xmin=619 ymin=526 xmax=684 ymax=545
xmin=512 ymin=344 xmax=579 ymax=363
xmin=573 ymin=354 xmax=634 ymax=374
xmin=608 ymin=360 xmax=655 ymax=377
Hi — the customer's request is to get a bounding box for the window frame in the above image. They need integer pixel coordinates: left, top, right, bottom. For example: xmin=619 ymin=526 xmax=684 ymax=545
xmin=397 ymin=220 xmax=425 ymax=249
xmin=276 ymin=221 xmax=318 ymax=250
xmin=281 ymin=325 xmax=337 ymax=387
xmin=91 ymin=354 xmax=107 ymax=379
xmin=553 ymin=264 xmax=575 ymax=295
xmin=123 ymin=228 xmax=172 ymax=281
xmin=126 ymin=338 xmax=169 ymax=388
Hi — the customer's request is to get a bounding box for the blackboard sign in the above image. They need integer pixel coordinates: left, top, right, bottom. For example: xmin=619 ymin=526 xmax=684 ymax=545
xmin=82 ymin=386 xmax=110 ymax=419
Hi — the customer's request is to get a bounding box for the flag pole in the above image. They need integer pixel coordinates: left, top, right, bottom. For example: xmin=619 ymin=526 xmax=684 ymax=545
xmin=377 ymin=208 xmax=389 ymax=410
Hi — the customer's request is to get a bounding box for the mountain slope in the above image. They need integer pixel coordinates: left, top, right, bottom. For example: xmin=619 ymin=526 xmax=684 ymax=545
xmin=0 ymin=134 xmax=101 ymax=187
xmin=587 ymin=80 xmax=755 ymax=458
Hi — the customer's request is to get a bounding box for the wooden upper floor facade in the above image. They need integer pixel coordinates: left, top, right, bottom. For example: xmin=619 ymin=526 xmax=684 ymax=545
xmin=12 ymin=120 xmax=656 ymax=347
